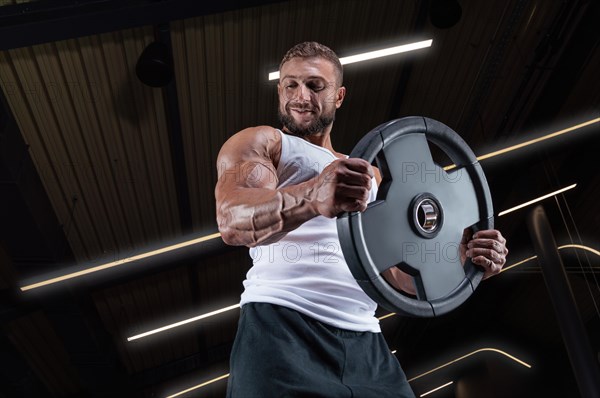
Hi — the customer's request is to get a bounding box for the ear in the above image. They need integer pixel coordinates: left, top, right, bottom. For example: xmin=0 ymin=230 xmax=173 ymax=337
xmin=335 ymin=86 xmax=346 ymax=109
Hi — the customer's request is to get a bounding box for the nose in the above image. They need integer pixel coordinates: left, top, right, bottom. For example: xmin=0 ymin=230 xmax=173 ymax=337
xmin=297 ymin=84 xmax=310 ymax=101
xmin=286 ymin=84 xmax=310 ymax=103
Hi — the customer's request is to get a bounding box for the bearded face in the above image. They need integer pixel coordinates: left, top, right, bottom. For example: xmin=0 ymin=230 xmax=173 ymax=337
xmin=277 ymin=57 xmax=344 ymax=137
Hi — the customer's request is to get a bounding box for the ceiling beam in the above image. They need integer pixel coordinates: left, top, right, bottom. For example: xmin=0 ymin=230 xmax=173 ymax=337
xmin=0 ymin=0 xmax=290 ymax=51
xmin=155 ymin=23 xmax=193 ymax=234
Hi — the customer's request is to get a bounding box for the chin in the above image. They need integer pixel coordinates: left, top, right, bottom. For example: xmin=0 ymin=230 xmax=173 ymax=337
xmin=278 ymin=108 xmax=333 ymax=137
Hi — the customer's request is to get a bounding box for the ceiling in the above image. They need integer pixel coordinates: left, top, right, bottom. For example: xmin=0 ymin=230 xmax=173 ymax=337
xmin=0 ymin=0 xmax=599 ymax=397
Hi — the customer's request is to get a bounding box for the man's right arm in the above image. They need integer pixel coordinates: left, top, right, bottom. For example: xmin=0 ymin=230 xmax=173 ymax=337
xmin=215 ymin=127 xmax=373 ymax=247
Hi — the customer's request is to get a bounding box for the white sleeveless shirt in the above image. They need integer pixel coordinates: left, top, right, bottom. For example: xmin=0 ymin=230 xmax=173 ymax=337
xmin=240 ymin=129 xmax=381 ymax=332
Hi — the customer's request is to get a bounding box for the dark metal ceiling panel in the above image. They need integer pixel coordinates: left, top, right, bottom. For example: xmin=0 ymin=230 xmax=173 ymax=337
xmin=0 ymin=27 xmax=181 ymax=264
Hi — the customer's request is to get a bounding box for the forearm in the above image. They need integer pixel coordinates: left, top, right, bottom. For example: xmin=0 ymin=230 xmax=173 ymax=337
xmin=217 ymin=179 xmax=319 ymax=247
xmin=382 ymin=267 xmax=417 ymax=296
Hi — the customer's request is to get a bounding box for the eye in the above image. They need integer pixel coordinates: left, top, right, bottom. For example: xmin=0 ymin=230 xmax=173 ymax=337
xmin=308 ymin=83 xmax=325 ymax=92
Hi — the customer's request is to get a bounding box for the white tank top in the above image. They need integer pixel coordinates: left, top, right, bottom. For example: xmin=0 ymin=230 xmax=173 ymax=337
xmin=240 ymin=129 xmax=380 ymax=332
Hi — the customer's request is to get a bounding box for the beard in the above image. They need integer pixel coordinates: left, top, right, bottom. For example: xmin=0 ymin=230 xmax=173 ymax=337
xmin=278 ymin=104 xmax=335 ymax=137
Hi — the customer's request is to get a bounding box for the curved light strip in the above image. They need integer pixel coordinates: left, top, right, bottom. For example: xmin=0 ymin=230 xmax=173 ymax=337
xmin=559 ymin=244 xmax=600 ymax=257
xmin=18 ymin=119 xmax=599 ymax=291
xmin=406 ymin=347 xmax=531 ymax=383
xmin=268 ymin=39 xmax=433 ymax=80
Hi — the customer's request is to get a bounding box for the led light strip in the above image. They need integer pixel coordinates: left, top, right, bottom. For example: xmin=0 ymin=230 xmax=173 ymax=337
xmin=498 ymin=184 xmax=577 ymax=216
xmin=443 ymin=117 xmax=600 ymax=171
xmin=476 ymin=118 xmax=600 ymax=162
xmin=20 ymin=232 xmax=222 ymax=291
xmin=165 ymin=373 xmax=229 ymax=398
xmin=420 ymin=381 xmax=453 ymax=397
xmin=127 ymin=304 xmax=240 ymax=341
xmin=268 ymin=39 xmax=433 ymax=80
xmin=493 ymin=255 xmax=537 ymax=276
xmin=127 ymin=305 xmax=401 ymax=341
xmin=378 ymin=312 xmax=397 ymax=321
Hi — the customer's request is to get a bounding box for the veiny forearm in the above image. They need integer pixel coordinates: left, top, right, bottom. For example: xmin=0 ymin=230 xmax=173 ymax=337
xmin=217 ymin=179 xmax=319 ymax=247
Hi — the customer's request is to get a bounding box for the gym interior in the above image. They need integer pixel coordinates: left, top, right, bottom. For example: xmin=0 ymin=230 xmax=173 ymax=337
xmin=0 ymin=1 xmax=599 ymax=397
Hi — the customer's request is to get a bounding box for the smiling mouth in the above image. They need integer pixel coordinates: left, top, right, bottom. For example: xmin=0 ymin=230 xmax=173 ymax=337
xmin=290 ymin=108 xmax=314 ymax=114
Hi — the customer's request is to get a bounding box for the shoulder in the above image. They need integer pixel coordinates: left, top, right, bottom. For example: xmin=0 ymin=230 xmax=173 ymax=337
xmin=219 ymin=126 xmax=281 ymax=156
xmin=225 ymin=126 xmax=281 ymax=148
xmin=217 ymin=126 xmax=282 ymax=169
xmin=236 ymin=125 xmax=281 ymax=140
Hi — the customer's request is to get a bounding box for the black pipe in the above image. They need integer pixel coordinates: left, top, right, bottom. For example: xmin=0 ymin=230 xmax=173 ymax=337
xmin=526 ymin=205 xmax=600 ymax=398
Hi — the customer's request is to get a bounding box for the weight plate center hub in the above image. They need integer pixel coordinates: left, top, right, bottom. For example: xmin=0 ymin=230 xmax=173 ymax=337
xmin=411 ymin=193 xmax=444 ymax=238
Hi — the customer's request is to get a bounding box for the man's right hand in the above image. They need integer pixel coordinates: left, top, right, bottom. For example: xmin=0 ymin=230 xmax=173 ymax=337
xmin=311 ymin=158 xmax=374 ymax=218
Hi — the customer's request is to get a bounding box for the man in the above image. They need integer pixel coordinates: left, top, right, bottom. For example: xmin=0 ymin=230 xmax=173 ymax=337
xmin=215 ymin=42 xmax=508 ymax=397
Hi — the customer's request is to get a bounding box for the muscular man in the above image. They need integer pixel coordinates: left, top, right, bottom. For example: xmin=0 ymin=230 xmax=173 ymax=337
xmin=215 ymin=42 xmax=508 ymax=397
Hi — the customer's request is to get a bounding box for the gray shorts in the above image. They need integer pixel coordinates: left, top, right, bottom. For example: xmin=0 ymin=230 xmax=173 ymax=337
xmin=227 ymin=302 xmax=415 ymax=397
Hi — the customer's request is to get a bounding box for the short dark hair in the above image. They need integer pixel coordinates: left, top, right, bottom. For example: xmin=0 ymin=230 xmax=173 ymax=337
xmin=279 ymin=41 xmax=343 ymax=86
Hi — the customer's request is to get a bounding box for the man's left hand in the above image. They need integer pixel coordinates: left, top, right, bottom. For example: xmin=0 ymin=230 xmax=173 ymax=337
xmin=460 ymin=228 xmax=508 ymax=279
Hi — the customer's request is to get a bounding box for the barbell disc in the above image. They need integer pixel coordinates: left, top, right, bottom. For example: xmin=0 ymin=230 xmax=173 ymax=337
xmin=337 ymin=116 xmax=494 ymax=317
